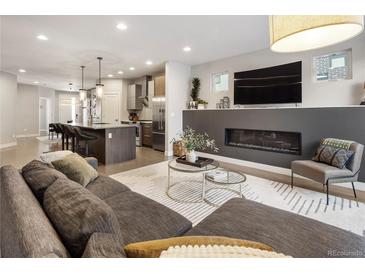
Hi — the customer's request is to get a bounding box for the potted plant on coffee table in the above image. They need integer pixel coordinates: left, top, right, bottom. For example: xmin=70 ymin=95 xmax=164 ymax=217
xmin=172 ymin=127 xmax=219 ymax=163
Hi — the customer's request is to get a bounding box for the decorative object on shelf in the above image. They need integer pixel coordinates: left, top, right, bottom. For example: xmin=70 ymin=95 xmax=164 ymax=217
xmin=173 ymin=141 xmax=187 ymax=157
xmin=188 ymin=101 xmax=197 ymax=109
xmin=79 ymin=65 xmax=86 ymax=102
xmin=171 ymin=127 xmax=219 ymax=163
xmin=189 ymin=77 xmax=201 ymax=109
xmin=361 ymin=82 xmax=365 ymax=105
xmin=197 ymin=98 xmax=208 ymax=110
xmin=96 ymin=57 xmax=104 ymax=98
xmin=223 ymin=96 xmax=230 ymax=109
xmin=269 ymin=15 xmax=364 ymax=52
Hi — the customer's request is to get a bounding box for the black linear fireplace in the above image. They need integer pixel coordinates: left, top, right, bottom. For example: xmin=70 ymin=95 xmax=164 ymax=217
xmin=225 ymin=128 xmax=301 ymax=155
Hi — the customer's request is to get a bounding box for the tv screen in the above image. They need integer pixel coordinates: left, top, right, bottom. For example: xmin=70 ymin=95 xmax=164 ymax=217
xmin=234 ymin=61 xmax=302 ymax=105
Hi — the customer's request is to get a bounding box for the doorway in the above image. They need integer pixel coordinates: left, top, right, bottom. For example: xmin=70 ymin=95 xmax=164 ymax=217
xmin=102 ymin=93 xmax=120 ymax=123
xmin=59 ymin=95 xmax=80 ymax=123
xmin=39 ymin=97 xmax=51 ymax=136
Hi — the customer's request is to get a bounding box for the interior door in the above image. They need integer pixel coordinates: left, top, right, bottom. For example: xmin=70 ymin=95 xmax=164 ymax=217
xmin=102 ymin=94 xmax=120 ymax=123
xmin=39 ymin=98 xmax=48 ymax=136
xmin=59 ymin=96 xmax=80 ymax=123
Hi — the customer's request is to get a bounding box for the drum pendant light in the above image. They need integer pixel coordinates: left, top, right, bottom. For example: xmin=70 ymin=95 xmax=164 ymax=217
xmin=79 ymin=65 xmax=86 ymax=101
xmin=270 ymin=15 xmax=364 ymax=52
xmin=96 ymin=57 xmax=104 ymax=97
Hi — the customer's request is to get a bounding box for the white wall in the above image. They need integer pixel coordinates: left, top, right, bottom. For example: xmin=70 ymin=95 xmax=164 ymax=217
xmin=16 ymin=84 xmax=55 ymax=136
xmin=165 ymin=61 xmax=191 ymax=156
xmin=39 ymin=86 xmax=55 ymax=123
xmin=16 ymin=84 xmax=39 ymax=136
xmin=0 ymin=71 xmax=17 ymax=148
xmin=192 ymin=33 xmax=365 ymax=108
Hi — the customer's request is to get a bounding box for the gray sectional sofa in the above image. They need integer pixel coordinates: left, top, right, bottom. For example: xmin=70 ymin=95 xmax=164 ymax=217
xmin=1 ymin=160 xmax=365 ymax=258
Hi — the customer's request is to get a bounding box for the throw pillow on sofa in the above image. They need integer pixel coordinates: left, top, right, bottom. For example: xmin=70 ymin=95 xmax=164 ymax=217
xmin=39 ymin=150 xmax=73 ymax=164
xmin=82 ymin=233 xmax=126 ymax=258
xmin=52 ymin=153 xmax=98 ymax=187
xmin=43 ymin=178 xmax=123 ymax=257
xmin=22 ymin=160 xmax=67 ymax=201
xmin=124 ymin=236 xmax=273 ymax=258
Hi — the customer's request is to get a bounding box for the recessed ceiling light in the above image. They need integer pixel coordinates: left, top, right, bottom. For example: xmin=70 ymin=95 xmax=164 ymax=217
xmin=33 ymin=81 xmax=39 ymax=84
xmin=145 ymin=60 xmax=153 ymax=65
xmin=108 ymin=74 xmax=113 ymax=78
xmin=129 ymin=67 xmax=135 ymax=71
xmin=116 ymin=23 xmax=128 ymax=30
xmin=183 ymin=46 xmax=191 ymax=52
xmin=18 ymin=69 xmax=26 ymax=73
xmin=37 ymin=34 xmax=48 ymax=41
xmin=117 ymin=71 xmax=124 ymax=74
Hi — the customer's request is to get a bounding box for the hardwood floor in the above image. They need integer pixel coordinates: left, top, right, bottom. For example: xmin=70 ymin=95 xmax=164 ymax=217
xmin=0 ymin=137 xmax=168 ymax=175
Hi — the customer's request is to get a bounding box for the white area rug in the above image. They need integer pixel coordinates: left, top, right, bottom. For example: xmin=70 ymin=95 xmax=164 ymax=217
xmin=110 ymin=161 xmax=365 ymax=236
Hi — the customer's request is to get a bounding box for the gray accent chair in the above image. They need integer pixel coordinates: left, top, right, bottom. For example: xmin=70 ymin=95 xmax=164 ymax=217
xmin=291 ymin=140 xmax=364 ymax=205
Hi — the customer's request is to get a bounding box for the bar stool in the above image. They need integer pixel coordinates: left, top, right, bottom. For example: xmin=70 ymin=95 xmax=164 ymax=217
xmin=63 ymin=125 xmax=77 ymax=152
xmin=52 ymin=123 xmax=63 ymax=139
xmin=57 ymin=124 xmax=67 ymax=150
xmin=73 ymin=127 xmax=97 ymax=156
xmin=48 ymin=124 xmax=56 ymax=140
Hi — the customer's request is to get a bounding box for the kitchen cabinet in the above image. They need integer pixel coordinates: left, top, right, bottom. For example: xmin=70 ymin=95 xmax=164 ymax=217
xmin=154 ymin=75 xmax=165 ymax=96
xmin=141 ymin=122 xmax=153 ymax=147
xmin=127 ymin=84 xmax=143 ymax=110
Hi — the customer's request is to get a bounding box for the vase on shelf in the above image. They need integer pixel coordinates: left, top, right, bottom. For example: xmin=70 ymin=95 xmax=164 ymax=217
xmin=186 ymin=150 xmax=197 ymax=163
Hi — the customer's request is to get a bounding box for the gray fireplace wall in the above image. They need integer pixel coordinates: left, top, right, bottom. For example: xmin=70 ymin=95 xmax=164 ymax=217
xmin=183 ymin=107 xmax=365 ymax=181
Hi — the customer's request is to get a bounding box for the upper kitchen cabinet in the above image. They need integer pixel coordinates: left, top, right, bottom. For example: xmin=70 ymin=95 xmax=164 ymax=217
xmin=154 ymin=75 xmax=165 ymax=96
xmin=127 ymin=84 xmax=143 ymax=110
xmin=135 ymin=75 xmax=152 ymax=97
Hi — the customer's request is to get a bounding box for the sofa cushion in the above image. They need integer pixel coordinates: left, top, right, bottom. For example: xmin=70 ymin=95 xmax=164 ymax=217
xmin=82 ymin=233 xmax=126 ymax=258
xmin=185 ymin=198 xmax=365 ymax=258
xmin=39 ymin=150 xmax=73 ymax=164
xmin=86 ymin=175 xmax=130 ymax=200
xmin=124 ymin=236 xmax=273 ymax=258
xmin=291 ymin=160 xmax=354 ymax=183
xmin=43 ymin=178 xmax=123 ymax=257
xmin=103 ymin=191 xmax=192 ymax=245
xmin=21 ymin=160 xmax=67 ymax=202
xmin=0 ymin=165 xmax=69 ymax=258
xmin=52 ymin=153 xmax=98 ymax=187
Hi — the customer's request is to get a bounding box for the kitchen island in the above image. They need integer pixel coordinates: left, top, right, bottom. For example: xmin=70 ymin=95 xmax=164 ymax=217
xmin=66 ymin=122 xmax=136 ymax=165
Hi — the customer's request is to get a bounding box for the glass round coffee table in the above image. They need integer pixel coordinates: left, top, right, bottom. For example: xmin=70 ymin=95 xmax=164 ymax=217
xmin=203 ymin=169 xmax=247 ymax=207
xmin=167 ymin=159 xmax=219 ymax=203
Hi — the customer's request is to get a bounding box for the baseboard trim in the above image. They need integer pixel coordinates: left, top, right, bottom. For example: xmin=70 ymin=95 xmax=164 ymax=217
xmin=16 ymin=134 xmax=40 ymax=138
xmin=197 ymin=151 xmax=364 ymax=185
xmin=0 ymin=142 xmax=17 ymax=149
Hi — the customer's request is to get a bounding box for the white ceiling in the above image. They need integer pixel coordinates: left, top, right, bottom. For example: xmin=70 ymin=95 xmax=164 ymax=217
xmin=1 ymin=15 xmax=270 ymax=91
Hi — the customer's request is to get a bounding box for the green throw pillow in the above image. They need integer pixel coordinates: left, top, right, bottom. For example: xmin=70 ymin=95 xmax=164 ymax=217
xmin=52 ymin=153 xmax=98 ymax=187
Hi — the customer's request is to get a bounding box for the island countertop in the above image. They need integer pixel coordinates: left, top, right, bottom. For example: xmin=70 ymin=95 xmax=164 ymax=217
xmin=65 ymin=122 xmax=135 ymax=130
xmin=61 ymin=122 xmax=136 ymax=164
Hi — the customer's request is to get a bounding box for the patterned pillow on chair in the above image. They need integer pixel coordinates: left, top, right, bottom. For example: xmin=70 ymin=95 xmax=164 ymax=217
xmin=318 ymin=146 xmax=338 ymax=165
xmin=313 ymin=145 xmax=353 ymax=169
xmin=331 ymin=149 xmax=354 ymax=169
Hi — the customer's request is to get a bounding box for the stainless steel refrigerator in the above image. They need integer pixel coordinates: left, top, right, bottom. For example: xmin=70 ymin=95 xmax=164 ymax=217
xmin=152 ymin=97 xmax=165 ymax=151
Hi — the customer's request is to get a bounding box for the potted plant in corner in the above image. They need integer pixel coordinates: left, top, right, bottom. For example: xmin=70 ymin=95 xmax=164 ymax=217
xmin=172 ymin=127 xmax=219 ymax=163
xmin=189 ymin=77 xmax=201 ymax=109
xmin=197 ymin=98 xmax=208 ymax=109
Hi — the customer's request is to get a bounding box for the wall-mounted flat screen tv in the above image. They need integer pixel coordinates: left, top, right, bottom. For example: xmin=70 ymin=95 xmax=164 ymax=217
xmin=234 ymin=61 xmax=302 ymax=105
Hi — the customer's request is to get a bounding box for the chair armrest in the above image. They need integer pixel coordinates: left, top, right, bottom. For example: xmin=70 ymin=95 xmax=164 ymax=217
xmin=85 ymin=157 xmax=98 ymax=170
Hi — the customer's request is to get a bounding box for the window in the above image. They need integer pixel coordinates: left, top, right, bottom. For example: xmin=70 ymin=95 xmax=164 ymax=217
xmin=212 ymin=72 xmax=229 ymax=93
xmin=313 ymin=49 xmax=352 ymax=82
